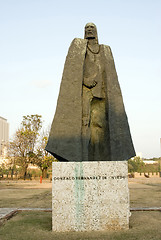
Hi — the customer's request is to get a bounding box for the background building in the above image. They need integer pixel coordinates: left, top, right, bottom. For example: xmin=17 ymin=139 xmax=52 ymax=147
xmin=0 ymin=116 xmax=9 ymax=157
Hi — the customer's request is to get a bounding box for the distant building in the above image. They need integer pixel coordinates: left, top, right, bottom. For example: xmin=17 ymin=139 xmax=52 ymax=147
xmin=143 ymin=160 xmax=157 ymax=165
xmin=0 ymin=116 xmax=9 ymax=157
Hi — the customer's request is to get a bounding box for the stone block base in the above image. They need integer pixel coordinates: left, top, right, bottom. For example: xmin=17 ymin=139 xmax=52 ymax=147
xmin=52 ymin=161 xmax=129 ymax=231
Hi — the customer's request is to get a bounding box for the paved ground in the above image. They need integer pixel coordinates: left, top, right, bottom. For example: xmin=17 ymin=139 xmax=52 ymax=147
xmin=0 ymin=208 xmax=52 ymax=221
xmin=0 ymin=208 xmax=17 ymax=220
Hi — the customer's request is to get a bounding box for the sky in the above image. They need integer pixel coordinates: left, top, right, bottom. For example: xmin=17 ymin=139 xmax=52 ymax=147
xmin=0 ymin=0 xmax=161 ymax=158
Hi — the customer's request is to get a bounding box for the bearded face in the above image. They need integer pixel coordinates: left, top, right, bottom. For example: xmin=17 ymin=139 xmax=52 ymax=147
xmin=84 ymin=23 xmax=98 ymax=40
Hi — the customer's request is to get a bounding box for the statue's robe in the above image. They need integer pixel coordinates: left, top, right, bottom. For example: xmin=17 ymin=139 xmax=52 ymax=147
xmin=45 ymin=38 xmax=136 ymax=161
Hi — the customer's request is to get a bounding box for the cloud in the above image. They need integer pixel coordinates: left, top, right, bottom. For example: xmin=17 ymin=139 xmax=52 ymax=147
xmin=32 ymin=80 xmax=52 ymax=88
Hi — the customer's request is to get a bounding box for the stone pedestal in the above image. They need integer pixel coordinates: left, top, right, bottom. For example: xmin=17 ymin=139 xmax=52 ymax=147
xmin=52 ymin=161 xmax=129 ymax=232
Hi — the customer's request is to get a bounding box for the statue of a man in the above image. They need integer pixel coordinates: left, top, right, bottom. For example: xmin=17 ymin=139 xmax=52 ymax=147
xmin=45 ymin=23 xmax=135 ymax=162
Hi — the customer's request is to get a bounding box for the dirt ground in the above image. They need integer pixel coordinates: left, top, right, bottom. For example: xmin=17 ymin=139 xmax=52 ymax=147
xmin=129 ymin=176 xmax=161 ymax=207
xmin=0 ymin=179 xmax=52 ymax=189
xmin=0 ymin=176 xmax=161 ymax=240
xmin=0 ymin=179 xmax=52 ymax=208
xmin=1 ymin=175 xmax=161 ymax=188
xmin=0 ymin=176 xmax=161 ymax=208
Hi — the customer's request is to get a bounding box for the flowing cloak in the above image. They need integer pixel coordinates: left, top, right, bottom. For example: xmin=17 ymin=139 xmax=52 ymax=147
xmin=45 ymin=38 xmax=136 ymax=161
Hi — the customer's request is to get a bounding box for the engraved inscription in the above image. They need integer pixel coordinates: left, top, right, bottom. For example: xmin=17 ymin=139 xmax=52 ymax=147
xmin=53 ymin=175 xmax=127 ymax=181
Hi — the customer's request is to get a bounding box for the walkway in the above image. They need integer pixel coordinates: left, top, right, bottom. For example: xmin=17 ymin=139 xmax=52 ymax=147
xmin=0 ymin=208 xmax=52 ymax=221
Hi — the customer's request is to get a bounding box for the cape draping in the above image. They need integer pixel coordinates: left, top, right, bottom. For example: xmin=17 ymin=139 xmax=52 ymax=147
xmin=45 ymin=38 xmax=87 ymax=161
xmin=45 ymin=38 xmax=136 ymax=161
xmin=102 ymin=45 xmax=136 ymax=160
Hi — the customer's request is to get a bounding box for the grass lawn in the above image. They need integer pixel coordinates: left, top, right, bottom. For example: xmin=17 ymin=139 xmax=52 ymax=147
xmin=0 ymin=211 xmax=161 ymax=240
xmin=0 ymin=177 xmax=161 ymax=239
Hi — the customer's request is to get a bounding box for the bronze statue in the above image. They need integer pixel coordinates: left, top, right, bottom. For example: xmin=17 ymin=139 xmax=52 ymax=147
xmin=45 ymin=23 xmax=135 ymax=162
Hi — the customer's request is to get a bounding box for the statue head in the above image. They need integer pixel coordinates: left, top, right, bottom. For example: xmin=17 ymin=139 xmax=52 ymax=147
xmin=84 ymin=23 xmax=98 ymax=43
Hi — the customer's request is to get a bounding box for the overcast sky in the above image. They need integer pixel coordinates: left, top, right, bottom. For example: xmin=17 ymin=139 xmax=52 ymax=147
xmin=0 ymin=0 xmax=161 ymax=158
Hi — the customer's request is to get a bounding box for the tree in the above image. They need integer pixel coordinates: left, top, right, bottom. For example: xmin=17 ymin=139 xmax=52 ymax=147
xmin=9 ymin=114 xmax=43 ymax=179
xmin=32 ymin=128 xmax=56 ymax=178
xmin=128 ymin=156 xmax=145 ymax=173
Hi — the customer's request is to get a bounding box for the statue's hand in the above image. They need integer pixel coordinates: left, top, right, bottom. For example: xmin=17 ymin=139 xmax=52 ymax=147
xmin=83 ymin=77 xmax=97 ymax=88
